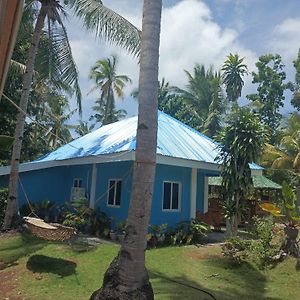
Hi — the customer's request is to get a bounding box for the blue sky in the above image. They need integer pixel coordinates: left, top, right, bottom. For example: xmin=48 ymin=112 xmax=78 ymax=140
xmin=66 ymin=0 xmax=300 ymax=123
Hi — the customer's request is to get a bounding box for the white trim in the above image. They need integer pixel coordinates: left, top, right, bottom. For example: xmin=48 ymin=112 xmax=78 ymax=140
xmin=203 ymin=176 xmax=209 ymax=213
xmin=89 ymin=164 xmax=97 ymax=209
xmin=0 ymin=149 xmax=263 ymax=176
xmin=157 ymin=155 xmax=220 ymax=172
xmin=107 ymin=178 xmax=122 ymax=208
xmin=162 ymin=181 xmax=181 ymax=212
xmin=190 ymin=168 xmax=197 ymax=219
xmin=0 ymin=151 xmax=135 ymax=176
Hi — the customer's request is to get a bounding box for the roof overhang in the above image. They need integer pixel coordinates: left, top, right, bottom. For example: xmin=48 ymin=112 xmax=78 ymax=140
xmin=0 ymin=0 xmax=23 ymax=95
xmin=0 ymin=150 xmax=263 ymax=176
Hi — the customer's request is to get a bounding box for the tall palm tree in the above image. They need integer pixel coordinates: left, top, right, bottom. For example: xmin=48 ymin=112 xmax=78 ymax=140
xmin=221 ymin=54 xmax=247 ymax=234
xmin=3 ymin=0 xmax=141 ymax=229
xmin=43 ymin=93 xmax=75 ymax=148
xmin=89 ymin=56 xmax=131 ymax=125
xmin=91 ymin=1 xmax=162 ymax=298
xmin=222 ymin=53 xmax=248 ymax=104
xmin=175 ymin=64 xmax=225 ymax=135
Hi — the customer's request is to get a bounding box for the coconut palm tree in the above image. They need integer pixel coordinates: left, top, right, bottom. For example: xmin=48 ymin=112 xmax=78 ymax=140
xmin=3 ymin=0 xmax=141 ymax=230
xmin=89 ymin=56 xmax=131 ymax=125
xmin=43 ymin=93 xmax=75 ymax=148
xmin=222 ymin=53 xmax=248 ymax=104
xmin=91 ymin=1 xmax=162 ymax=298
xmin=175 ymin=64 xmax=225 ymax=135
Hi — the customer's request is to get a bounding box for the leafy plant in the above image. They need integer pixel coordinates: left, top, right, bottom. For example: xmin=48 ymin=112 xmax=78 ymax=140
xmin=166 ymin=220 xmax=210 ymax=246
xmin=260 ymin=182 xmax=300 ymax=227
xmin=248 ymin=216 xmax=281 ymax=268
xmin=115 ymin=220 xmax=126 ymax=234
xmin=0 ymin=188 xmax=8 ymax=226
xmin=62 ymin=199 xmax=111 ymax=236
xmin=260 ymin=182 xmax=300 ymax=258
xmin=221 ymin=237 xmax=250 ymax=264
xmin=148 ymin=223 xmax=168 ymax=248
xmin=222 ymin=216 xmax=281 ymax=268
xmin=216 ymin=107 xmax=266 ymax=236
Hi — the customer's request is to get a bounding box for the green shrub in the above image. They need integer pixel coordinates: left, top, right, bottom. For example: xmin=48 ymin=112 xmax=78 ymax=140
xmin=148 ymin=223 xmax=168 ymax=247
xmin=162 ymin=219 xmax=210 ymax=246
xmin=222 ymin=216 xmax=282 ymax=268
xmin=62 ymin=201 xmax=111 ymax=237
xmin=0 ymin=188 xmax=8 ymax=226
xmin=248 ymin=216 xmax=281 ymax=268
xmin=222 ymin=237 xmax=250 ymax=264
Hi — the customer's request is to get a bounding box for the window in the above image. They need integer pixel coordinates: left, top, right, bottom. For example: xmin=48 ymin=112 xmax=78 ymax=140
xmin=163 ymin=181 xmax=180 ymax=211
xmin=107 ymin=179 xmax=122 ymax=207
xmin=73 ymin=178 xmax=82 ymax=188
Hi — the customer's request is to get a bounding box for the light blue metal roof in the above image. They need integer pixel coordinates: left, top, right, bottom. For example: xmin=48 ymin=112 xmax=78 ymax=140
xmin=34 ymin=111 xmax=263 ymax=170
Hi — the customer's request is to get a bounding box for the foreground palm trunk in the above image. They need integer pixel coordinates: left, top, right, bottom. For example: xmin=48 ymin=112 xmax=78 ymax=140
xmin=2 ymin=2 xmax=49 ymax=230
xmin=90 ymin=1 xmax=162 ymax=299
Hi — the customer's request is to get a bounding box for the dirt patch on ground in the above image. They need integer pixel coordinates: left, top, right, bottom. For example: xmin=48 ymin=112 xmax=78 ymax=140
xmin=0 ymin=267 xmax=27 ymax=300
xmin=184 ymin=244 xmax=223 ymax=260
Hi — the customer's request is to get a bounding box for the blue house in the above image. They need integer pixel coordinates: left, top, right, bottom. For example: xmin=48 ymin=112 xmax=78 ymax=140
xmin=0 ymin=111 xmax=263 ymax=227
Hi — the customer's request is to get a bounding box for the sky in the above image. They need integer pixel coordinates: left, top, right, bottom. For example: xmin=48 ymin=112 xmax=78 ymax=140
xmin=65 ymin=0 xmax=300 ymax=124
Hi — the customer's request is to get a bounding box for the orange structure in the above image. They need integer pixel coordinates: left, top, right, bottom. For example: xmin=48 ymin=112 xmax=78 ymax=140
xmin=0 ymin=0 xmax=23 ymax=94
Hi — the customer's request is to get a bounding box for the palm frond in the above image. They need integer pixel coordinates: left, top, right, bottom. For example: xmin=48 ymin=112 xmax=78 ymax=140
xmin=67 ymin=0 xmax=141 ymax=56
xmin=38 ymin=19 xmax=82 ymax=113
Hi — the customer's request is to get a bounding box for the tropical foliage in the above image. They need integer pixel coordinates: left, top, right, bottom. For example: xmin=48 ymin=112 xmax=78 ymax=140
xmin=2 ymin=0 xmax=141 ymax=230
xmin=89 ymin=56 xmax=131 ymax=125
xmin=222 ymin=53 xmax=248 ymax=104
xmin=216 ymin=107 xmax=266 ymax=236
xmin=247 ymin=54 xmax=290 ymax=131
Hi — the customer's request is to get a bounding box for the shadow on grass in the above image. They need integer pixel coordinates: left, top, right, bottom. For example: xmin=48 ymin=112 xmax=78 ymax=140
xmin=0 ymin=230 xmax=47 ymax=269
xmin=67 ymin=235 xmax=98 ymax=253
xmin=26 ymin=255 xmax=77 ymax=277
xmin=150 ymin=259 xmax=282 ymax=300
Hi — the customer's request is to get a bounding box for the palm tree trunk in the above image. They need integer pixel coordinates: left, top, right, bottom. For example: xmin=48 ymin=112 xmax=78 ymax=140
xmin=91 ymin=0 xmax=162 ymax=299
xmin=2 ymin=2 xmax=49 ymax=230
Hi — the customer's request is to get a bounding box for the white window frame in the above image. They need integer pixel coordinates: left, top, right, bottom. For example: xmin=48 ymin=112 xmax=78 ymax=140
xmin=73 ymin=178 xmax=83 ymax=188
xmin=107 ymin=179 xmax=122 ymax=207
xmin=162 ymin=181 xmax=181 ymax=212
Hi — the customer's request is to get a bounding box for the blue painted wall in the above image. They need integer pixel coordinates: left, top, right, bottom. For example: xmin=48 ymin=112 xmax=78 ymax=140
xmin=0 ymin=175 xmax=8 ymax=188
xmin=0 ymin=162 xmax=218 ymax=227
xmin=0 ymin=165 xmax=93 ymax=209
xmin=95 ymin=161 xmax=133 ymax=227
xmin=150 ymin=164 xmax=191 ymax=227
xmin=94 ymin=162 xmax=192 ymax=227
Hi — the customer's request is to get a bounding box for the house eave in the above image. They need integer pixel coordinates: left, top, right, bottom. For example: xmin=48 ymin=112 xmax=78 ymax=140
xmin=0 ymin=151 xmax=262 ymax=176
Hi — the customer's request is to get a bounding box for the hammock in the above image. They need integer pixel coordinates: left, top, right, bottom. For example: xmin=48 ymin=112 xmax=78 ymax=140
xmin=24 ymin=217 xmax=76 ymax=241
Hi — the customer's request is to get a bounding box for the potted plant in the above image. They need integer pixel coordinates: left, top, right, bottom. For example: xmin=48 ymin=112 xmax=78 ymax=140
xmin=260 ymin=182 xmax=300 ymax=257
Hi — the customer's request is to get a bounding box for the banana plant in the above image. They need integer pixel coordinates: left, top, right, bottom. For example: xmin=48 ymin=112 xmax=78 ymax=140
xmin=260 ymin=182 xmax=300 ymax=227
xmin=260 ymin=182 xmax=300 ymax=257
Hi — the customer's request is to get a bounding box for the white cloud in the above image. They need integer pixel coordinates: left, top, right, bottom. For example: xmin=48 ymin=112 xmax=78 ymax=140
xmin=67 ymin=0 xmax=259 ymax=120
xmin=271 ymin=18 xmax=300 ymax=61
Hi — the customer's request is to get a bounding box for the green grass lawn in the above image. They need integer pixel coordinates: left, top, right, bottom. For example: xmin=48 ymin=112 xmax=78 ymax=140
xmin=0 ymin=231 xmax=300 ymax=300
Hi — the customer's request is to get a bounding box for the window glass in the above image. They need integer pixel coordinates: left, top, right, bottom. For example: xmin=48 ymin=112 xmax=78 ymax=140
xmin=108 ymin=181 xmax=115 ymax=205
xmin=172 ymin=183 xmax=179 ymax=210
xmin=115 ymin=181 xmax=122 ymax=206
xmin=107 ymin=180 xmax=122 ymax=206
xmin=73 ymin=178 xmax=82 ymax=188
xmin=163 ymin=182 xmax=171 ymax=209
